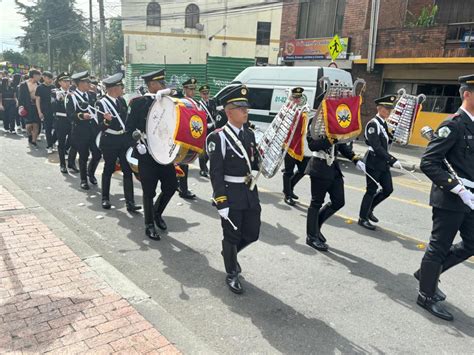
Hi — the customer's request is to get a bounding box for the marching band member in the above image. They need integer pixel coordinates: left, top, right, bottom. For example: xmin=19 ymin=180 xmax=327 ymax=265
xmin=0 ymin=76 xmax=18 ymax=134
xmin=66 ymin=71 xmax=102 ymax=190
xmin=305 ymin=129 xmax=365 ymax=252
xmin=96 ymin=73 xmax=141 ymax=212
xmin=358 ymin=95 xmax=402 ymax=230
xmin=414 ymin=75 xmax=474 ymax=321
xmin=207 ymin=83 xmax=260 ymax=294
xmin=282 ymin=87 xmax=309 ymax=206
xmin=125 ymin=69 xmax=178 ymax=240
xmin=53 ymin=72 xmax=78 ymax=174
xmin=197 ymin=84 xmax=217 ymax=177
xmin=177 ymin=78 xmax=198 ymax=199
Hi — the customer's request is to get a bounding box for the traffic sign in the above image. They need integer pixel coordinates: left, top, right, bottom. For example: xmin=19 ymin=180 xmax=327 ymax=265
xmin=328 ymin=35 xmax=343 ymax=61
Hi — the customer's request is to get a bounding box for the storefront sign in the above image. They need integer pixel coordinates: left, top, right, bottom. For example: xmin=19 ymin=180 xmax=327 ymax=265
xmin=283 ymin=37 xmax=349 ymax=61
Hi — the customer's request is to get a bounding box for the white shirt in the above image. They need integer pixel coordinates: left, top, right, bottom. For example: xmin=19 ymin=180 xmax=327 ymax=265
xmin=227 ymin=122 xmax=244 ymax=136
xmin=106 ymin=94 xmax=117 ymax=105
xmin=460 ymin=107 xmax=474 ymax=122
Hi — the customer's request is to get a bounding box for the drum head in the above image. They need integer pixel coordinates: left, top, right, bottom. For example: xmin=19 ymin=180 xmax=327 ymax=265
xmin=146 ymin=96 xmax=180 ymax=165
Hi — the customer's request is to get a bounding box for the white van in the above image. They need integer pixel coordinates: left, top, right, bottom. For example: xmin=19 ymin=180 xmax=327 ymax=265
xmin=234 ymin=66 xmax=354 ymax=125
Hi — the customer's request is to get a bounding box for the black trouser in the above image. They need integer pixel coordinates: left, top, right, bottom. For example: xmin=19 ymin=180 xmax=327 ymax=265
xmin=178 ymin=164 xmax=189 ymax=193
xmin=2 ymin=100 xmax=17 ymax=132
xmin=43 ymin=112 xmax=57 ymax=148
xmin=359 ymin=167 xmax=393 ymax=219
xmin=138 ymin=153 xmax=177 ymax=225
xmin=76 ymin=136 xmax=101 ymax=182
xmin=418 ymin=207 xmax=474 ymax=297
xmin=198 ymin=152 xmax=209 ymax=173
xmin=101 ymin=135 xmax=134 ymax=203
xmin=282 ymin=154 xmax=309 ymax=196
xmin=221 ymin=206 xmax=261 ymax=273
xmin=55 ymin=117 xmax=76 ymax=167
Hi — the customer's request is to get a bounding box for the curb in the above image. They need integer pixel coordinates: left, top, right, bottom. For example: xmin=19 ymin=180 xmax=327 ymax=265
xmin=0 ymin=172 xmax=215 ymax=355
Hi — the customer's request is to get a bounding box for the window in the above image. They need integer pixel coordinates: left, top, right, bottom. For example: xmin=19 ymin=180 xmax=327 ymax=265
xmin=247 ymin=88 xmax=273 ymax=110
xmin=256 ymin=22 xmax=271 ymax=45
xmin=185 ymin=4 xmax=200 ymax=29
xmin=146 ymin=2 xmax=161 ymax=27
xmin=297 ymin=0 xmax=346 ymax=39
xmin=255 ymin=57 xmax=269 ymax=66
xmin=382 ymin=81 xmax=461 ymax=114
xmin=435 ymin=0 xmax=474 ymax=24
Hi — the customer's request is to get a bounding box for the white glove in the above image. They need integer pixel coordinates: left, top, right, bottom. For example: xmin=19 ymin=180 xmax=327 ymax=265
xmin=393 ymin=161 xmax=403 ymax=170
xmin=155 ymin=92 xmax=162 ymax=101
xmin=453 ymin=186 xmax=474 ymax=210
xmin=137 ymin=143 xmax=147 ymax=155
xmin=218 ymin=207 xmax=229 ymax=220
xmin=356 ymin=161 xmax=366 ymax=172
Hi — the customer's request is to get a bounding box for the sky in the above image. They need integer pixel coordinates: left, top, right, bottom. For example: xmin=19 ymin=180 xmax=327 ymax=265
xmin=0 ymin=0 xmax=121 ymax=52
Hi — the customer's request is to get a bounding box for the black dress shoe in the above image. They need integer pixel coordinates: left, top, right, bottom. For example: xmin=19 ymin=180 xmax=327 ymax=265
xmin=126 ymin=202 xmax=142 ymax=213
xmin=60 ymin=165 xmax=68 ymax=174
xmin=154 ymin=215 xmax=167 ymax=230
xmin=80 ymin=181 xmax=90 ymax=190
xmin=368 ymin=212 xmax=379 ymax=223
xmin=102 ymin=200 xmax=111 ymax=209
xmin=358 ymin=218 xmax=376 ymax=230
xmin=290 ymin=192 xmax=299 ymax=200
xmin=413 ymin=270 xmax=446 ymax=302
xmin=319 ymin=232 xmax=327 ymax=243
xmin=306 ymin=236 xmax=329 ymax=252
xmin=179 ymin=190 xmax=196 ymax=199
xmin=88 ymin=175 xmax=98 ymax=185
xmin=225 ymin=272 xmax=243 ymax=294
xmin=417 ymin=294 xmax=453 ymax=321
xmin=284 ymin=196 xmax=296 ymax=206
xmin=67 ymin=164 xmax=79 ymax=173
xmin=199 ymin=170 xmax=209 ymax=177
xmin=146 ymin=224 xmax=160 ymax=240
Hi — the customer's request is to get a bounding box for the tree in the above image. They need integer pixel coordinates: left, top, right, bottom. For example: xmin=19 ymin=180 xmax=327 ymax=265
xmin=0 ymin=50 xmax=30 ymax=65
xmin=15 ymin=0 xmax=89 ymax=72
xmin=92 ymin=18 xmax=124 ymax=75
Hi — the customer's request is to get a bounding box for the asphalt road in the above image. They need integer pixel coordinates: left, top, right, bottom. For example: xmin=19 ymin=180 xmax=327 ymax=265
xmin=1 ymin=130 xmax=473 ymax=354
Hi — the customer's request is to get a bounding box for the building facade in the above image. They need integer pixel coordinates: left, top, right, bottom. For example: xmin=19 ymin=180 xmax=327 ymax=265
xmin=280 ymin=0 xmax=474 ymax=145
xmin=122 ymin=0 xmax=282 ymax=66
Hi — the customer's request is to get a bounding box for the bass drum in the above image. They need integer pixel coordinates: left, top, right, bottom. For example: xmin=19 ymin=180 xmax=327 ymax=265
xmin=126 ymin=147 xmax=140 ymax=180
xmin=146 ymin=96 xmax=198 ymax=165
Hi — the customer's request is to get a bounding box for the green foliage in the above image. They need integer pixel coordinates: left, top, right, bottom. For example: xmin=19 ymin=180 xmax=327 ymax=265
xmin=15 ymin=0 xmax=89 ymax=72
xmin=92 ymin=18 xmax=124 ymax=74
xmin=0 ymin=50 xmax=30 ymax=65
xmin=406 ymin=5 xmax=438 ymax=28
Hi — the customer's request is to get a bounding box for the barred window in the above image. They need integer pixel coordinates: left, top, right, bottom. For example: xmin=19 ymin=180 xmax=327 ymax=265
xmin=147 ymin=2 xmax=161 ymax=27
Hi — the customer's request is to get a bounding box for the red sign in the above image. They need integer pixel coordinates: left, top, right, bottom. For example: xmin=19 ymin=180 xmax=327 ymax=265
xmin=283 ymin=37 xmax=349 ymax=61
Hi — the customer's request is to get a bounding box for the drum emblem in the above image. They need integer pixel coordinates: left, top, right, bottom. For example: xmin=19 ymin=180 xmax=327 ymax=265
xmin=189 ymin=115 xmax=204 ymax=139
xmin=335 ymin=103 xmax=351 ymax=129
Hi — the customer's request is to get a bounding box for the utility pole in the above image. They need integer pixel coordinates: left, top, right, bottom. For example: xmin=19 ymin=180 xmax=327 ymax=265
xmin=98 ymin=0 xmax=107 ymax=77
xmin=47 ymin=19 xmax=52 ymax=71
xmin=89 ymin=0 xmax=94 ymax=75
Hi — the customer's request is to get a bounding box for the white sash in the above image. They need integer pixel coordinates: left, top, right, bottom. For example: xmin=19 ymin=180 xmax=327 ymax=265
xmin=100 ymin=97 xmax=125 ymax=130
xmin=72 ymin=91 xmax=98 ymax=124
xmin=199 ymin=100 xmax=216 ymax=127
xmin=223 ymin=125 xmax=252 ymax=174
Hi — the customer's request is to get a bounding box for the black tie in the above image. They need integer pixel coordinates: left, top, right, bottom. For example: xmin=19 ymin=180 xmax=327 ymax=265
xmin=238 ymin=130 xmax=244 ymax=143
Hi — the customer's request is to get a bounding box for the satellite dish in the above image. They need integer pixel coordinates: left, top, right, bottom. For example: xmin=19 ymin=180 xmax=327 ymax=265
xmin=195 ymin=23 xmax=204 ymax=31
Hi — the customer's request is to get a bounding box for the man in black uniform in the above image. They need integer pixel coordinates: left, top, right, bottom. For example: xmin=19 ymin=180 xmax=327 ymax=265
xmin=207 ymin=83 xmax=260 ymax=294
xmin=126 ymin=69 xmax=178 ymax=240
xmin=282 ymin=87 xmax=310 ymax=206
xmin=177 ymin=78 xmax=198 ymax=199
xmin=66 ymin=71 xmax=101 ymax=190
xmin=414 ymin=75 xmax=474 ymax=321
xmin=96 ymin=73 xmax=141 ymax=212
xmin=358 ymin=95 xmax=403 ymax=230
xmin=53 ymin=72 xmax=78 ymax=173
xmin=197 ymin=84 xmax=217 ymax=177
xmin=305 ymin=124 xmax=365 ymax=251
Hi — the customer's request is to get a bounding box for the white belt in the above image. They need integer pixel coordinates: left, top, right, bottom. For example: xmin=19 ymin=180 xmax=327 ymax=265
xmin=224 ymin=175 xmax=246 ymax=183
xmin=460 ymin=178 xmax=474 ymax=189
xmin=312 ymin=151 xmax=328 ymax=159
xmin=55 ymin=112 xmax=67 ymax=117
xmin=105 ymin=128 xmax=125 ymax=135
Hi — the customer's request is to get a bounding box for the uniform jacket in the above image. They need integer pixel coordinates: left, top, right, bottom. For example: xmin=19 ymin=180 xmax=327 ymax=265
xmin=199 ymin=98 xmax=218 ymax=133
xmin=208 ymin=123 xmax=260 ymax=210
xmin=421 ymin=109 xmax=474 ymax=212
xmin=66 ymin=89 xmax=98 ymax=142
xmin=96 ymin=95 xmax=130 ymax=149
xmin=52 ymin=88 xmax=68 ymax=116
xmin=364 ymin=115 xmax=397 ymax=171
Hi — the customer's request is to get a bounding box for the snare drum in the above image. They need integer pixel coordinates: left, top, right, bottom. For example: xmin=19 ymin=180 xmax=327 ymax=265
xmin=146 ymin=96 xmax=199 ymax=165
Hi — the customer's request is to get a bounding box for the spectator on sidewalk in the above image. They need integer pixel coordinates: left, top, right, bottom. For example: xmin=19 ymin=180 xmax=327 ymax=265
xmin=36 ymin=71 xmax=57 ymax=153
xmin=18 ymin=69 xmax=41 ymax=147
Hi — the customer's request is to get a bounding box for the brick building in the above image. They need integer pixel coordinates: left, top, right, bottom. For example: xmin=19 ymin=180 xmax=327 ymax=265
xmin=280 ymin=0 xmax=474 ymax=143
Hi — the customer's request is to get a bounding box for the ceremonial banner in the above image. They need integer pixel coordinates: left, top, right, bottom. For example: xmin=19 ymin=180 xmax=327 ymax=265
xmin=173 ymin=102 xmax=207 ymax=154
xmin=322 ymin=96 xmax=362 ymax=140
xmin=285 ymin=111 xmax=307 ymax=161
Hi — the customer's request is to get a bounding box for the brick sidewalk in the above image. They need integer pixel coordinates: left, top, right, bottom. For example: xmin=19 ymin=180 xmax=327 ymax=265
xmin=0 ymin=187 xmax=180 ymax=354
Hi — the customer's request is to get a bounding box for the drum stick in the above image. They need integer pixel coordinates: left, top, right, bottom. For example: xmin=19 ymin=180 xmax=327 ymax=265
xmin=211 ymin=198 xmax=238 ymax=231
xmin=399 ymin=165 xmax=423 ymax=182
